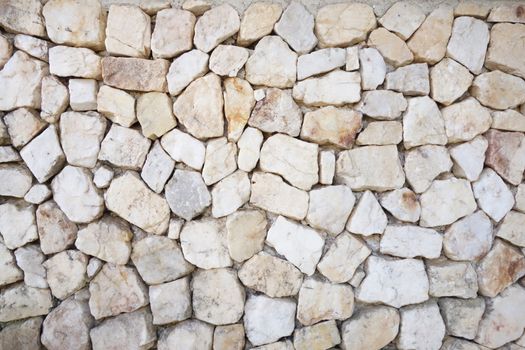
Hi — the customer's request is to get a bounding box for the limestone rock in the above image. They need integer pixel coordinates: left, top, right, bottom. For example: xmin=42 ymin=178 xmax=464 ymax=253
xmin=158 ymin=319 xmax=213 ymax=350
xmin=397 ymin=301 xmax=446 ymax=350
xmin=237 ymin=3 xmax=282 ymax=46
xmin=0 ymin=0 xmax=45 ymax=37
xmin=13 ymin=34 xmax=48 ymax=62
xmin=0 ymin=317 xmax=42 ymax=350
xmin=151 ymin=8 xmax=194 ymax=59
xmin=380 ymin=225 xmax=442 ymax=259
xmin=357 ymin=90 xmax=407 ymax=120
xmin=404 ymin=96 xmax=447 ymax=148
xmin=516 ymin=184 xmax=525 ymax=213
xmin=319 ymin=150 xmax=335 ymax=184
xmin=40 ymin=76 xmax=69 ymax=123
xmin=140 ymin=140 xmax=175 ymax=193
xmin=136 ymin=92 xmax=176 ymax=139
xmin=166 ymin=49 xmax=209 ymax=95
xmin=202 ymin=137 xmax=237 ymax=185
xmin=96 ymin=85 xmax=136 ymax=127
xmin=211 ymin=170 xmax=250 ymax=218
xmin=224 ymin=77 xmax=255 ymax=141
xmin=430 ymin=58 xmax=473 ymax=106
xmin=345 ymin=46 xmax=359 ymax=71
xmin=98 ymin=124 xmax=151 ymax=170
xmin=346 ymin=191 xmax=387 ymax=236
xmin=44 ymin=250 xmax=87 ymax=299
xmin=36 ymin=201 xmax=78 ymax=255
xmin=492 ymin=109 xmax=525 ymax=132
xmin=447 ymin=16 xmax=489 ymax=74
xmin=105 ymin=5 xmax=150 ymax=58
xmin=368 ymin=28 xmax=413 ymax=67
xmin=0 ymin=242 xmax=23 ymax=287
xmin=214 ymin=324 xmax=244 ymax=350
xmin=315 ymin=3 xmax=376 ymax=47
xmin=4 ymin=108 xmax=45 ymax=149
xmin=226 ymin=210 xmax=266 ymax=262
xmin=297 ymin=48 xmax=346 ymax=80
xmin=68 ymin=78 xmax=97 ymax=111
xmin=404 ymin=145 xmax=453 ymax=193
xmin=359 ymin=48 xmax=386 ymax=90
xmin=149 ymin=277 xmax=191 ymax=325
xmin=194 ymin=4 xmax=239 ymax=53
xmin=49 ymin=46 xmax=101 ymax=79
xmin=450 ymin=135 xmax=488 ymax=181
xmin=160 ymin=128 xmax=205 ymax=170
xmin=181 ymin=0 xmax=209 ymax=15
xmin=380 ymin=188 xmax=421 ymax=223
xmin=473 ymin=168 xmax=514 ymax=222
xmin=102 ymin=57 xmax=169 ymax=92
xmin=356 ymin=256 xmax=429 ymax=308
xmin=0 ymin=283 xmax=52 ymax=322
xmin=0 ymin=35 xmax=10 ymax=69
xmin=245 ymin=36 xmax=297 ymax=88
xmin=0 ymin=146 xmax=20 ymax=163
xmin=444 ymin=211 xmax=493 ymax=261
xmin=306 ymin=185 xmax=355 ymax=235
xmin=0 ymin=164 xmax=32 ymax=198
xmin=209 ymin=45 xmax=248 ymax=77
xmin=488 ymin=3 xmax=525 ymax=23
xmin=497 ymin=211 xmax=525 ymax=247
xmin=165 ymin=169 xmax=211 ymax=220
xmin=427 ymin=260 xmax=478 ymax=298
xmin=105 ymin=171 xmax=170 ymax=234
xmin=485 ymin=129 xmax=525 ymax=185
xmin=486 ymin=23 xmax=525 ymax=79
xmin=93 ymin=166 xmax=114 ymax=189
xmin=274 ymin=2 xmax=317 ymax=54
xmin=442 ymin=97 xmax=492 ymax=143
xmin=0 ymin=201 xmax=37 ymax=249
xmin=454 ymin=2 xmax=491 ymax=18
xmin=471 ymin=70 xmax=525 ymax=110
xmin=14 ymin=245 xmax=46 ymax=288
xmin=379 ymin=2 xmax=425 ymax=40
xmin=439 ymin=297 xmax=485 ymax=340
xmin=385 ymin=63 xmax=430 ymax=96
xmin=294 ymin=320 xmax=340 ymax=350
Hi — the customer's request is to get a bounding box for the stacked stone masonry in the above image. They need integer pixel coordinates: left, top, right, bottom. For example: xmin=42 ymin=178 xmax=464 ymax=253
xmin=1 ymin=0 xmax=525 ymax=349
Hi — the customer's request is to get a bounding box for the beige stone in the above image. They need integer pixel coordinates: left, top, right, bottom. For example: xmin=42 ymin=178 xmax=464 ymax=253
xmin=368 ymin=28 xmax=413 ymax=67
xmin=294 ymin=320 xmax=341 ymax=350
xmin=447 ymin=16 xmax=489 ymax=74
xmin=492 ymin=109 xmax=525 ymax=132
xmin=380 ymin=188 xmax=421 ymax=223
xmin=102 ymin=57 xmax=169 ymax=92
xmin=136 ymin=92 xmax=176 ymax=139
xmin=0 ymin=0 xmax=45 ymax=37
xmin=397 ymin=301 xmax=446 ymax=350
xmin=427 ymin=260 xmax=478 ymax=298
xmin=151 ymin=9 xmax=195 ymax=59
xmin=497 ymin=211 xmax=525 ymax=247
xmin=98 ymin=124 xmax=151 ymax=170
xmin=44 ymin=250 xmax=87 ymax=300
xmin=442 ymin=97 xmax=492 ymax=143
xmin=444 ymin=211 xmax=493 ymax=261
xmin=193 ymin=4 xmax=240 ymax=53
xmin=13 ymin=34 xmax=48 ymax=62
xmin=471 ymin=70 xmax=525 ymax=110
xmin=0 ymin=317 xmax=42 ymax=350
xmin=379 ymin=2 xmax=425 ymax=40
xmin=224 ymin=77 xmax=255 ymax=141
xmin=237 ymin=3 xmax=282 ymax=46
xmin=141 ymin=140 xmax=175 ymax=193
xmin=3 ymin=108 xmax=45 ymax=149
xmin=158 ymin=319 xmax=213 ymax=350
xmin=214 ymin=324 xmax=245 ymax=350
xmin=403 ymin=96 xmax=446 ymax=149
xmin=293 ymin=70 xmax=361 ymax=106
xmin=202 ymin=137 xmax=237 ymax=185
xmin=306 ymin=185 xmax=355 ymax=235
xmin=181 ymin=0 xmax=210 ymax=15
xmin=36 ymin=201 xmax=78 ymax=255
xmin=356 ymin=121 xmax=402 ymax=146
xmin=274 ymin=2 xmax=317 ymax=54
xmin=357 ymin=90 xmax=407 ymax=120
xmin=209 ymin=45 xmax=249 ymax=77
xmin=0 ymin=284 xmax=52 ymax=322
xmin=297 ymin=48 xmax=346 ymax=80
xmin=105 ymin=5 xmax=151 ymax=58
xmin=430 ymin=58 xmax=473 ymax=106
xmin=385 ymin=63 xmax=430 ymax=96
xmin=485 ymin=129 xmax=525 ymax=185
xmin=40 ymin=76 xmax=69 ymax=123
xmin=166 ymin=49 xmax=209 ymax=96
xmin=49 ymin=46 xmax=101 ymax=79
xmin=68 ymin=79 xmax=97 ymax=111
xmin=450 ymin=135 xmax=488 ymax=181
xmin=211 ymin=170 xmax=250 ymax=218
xmin=455 ymin=2 xmax=491 ymax=18
xmin=486 ymin=23 xmax=525 ymax=79
xmin=160 ymin=128 xmax=205 ymax=170
xmin=226 ymin=210 xmax=267 ymax=263
xmin=0 ymin=35 xmax=10 ymax=69
xmin=488 ymin=3 xmax=525 ymax=23
xmin=96 ymin=85 xmax=136 ymax=127
xmin=404 ymin=145 xmax=452 ymax=193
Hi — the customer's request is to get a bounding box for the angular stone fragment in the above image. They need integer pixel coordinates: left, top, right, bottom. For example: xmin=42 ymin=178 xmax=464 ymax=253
xmin=397 ymin=301 xmax=445 ymax=350
xmin=4 ymin=108 xmax=45 ymax=149
xmin=385 ymin=63 xmax=430 ymax=96
xmin=274 ymin=2 xmax=317 ymax=54
xmin=345 ymin=46 xmax=359 ymax=71
xmin=404 ymin=145 xmax=452 ymax=193
xmin=226 ymin=210 xmax=266 ymax=263
xmin=471 ymin=70 xmax=525 ymax=110
xmin=223 ymin=77 xmax=254 ymax=141
xmin=485 ymin=129 xmax=525 ymax=185
xmin=36 ymin=201 xmax=77 ymax=255
xmin=202 ymin=137 xmax=237 ymax=185
xmin=346 ymin=191 xmax=387 ymax=236
xmin=447 ymin=16 xmax=489 ymax=74
xmin=49 ymin=46 xmax=101 ymax=79
xmin=379 ymin=2 xmax=425 ymax=40
xmin=165 ymin=169 xmax=210 ymax=220
xmin=158 ymin=319 xmax=212 ymax=350
xmin=68 ymin=78 xmax=98 ymax=111
xmin=244 ymin=294 xmax=296 ymax=347
xmin=430 ymin=58 xmax=473 ymax=106
xmin=455 ymin=2 xmax=491 ymax=18
xmin=160 ymin=128 xmax=205 ymax=170
xmin=236 ymin=128 xmax=263 ymax=172
xmin=0 ymin=317 xmax=42 ymax=350
xmin=439 ymin=297 xmax=485 ymax=340
xmin=336 ymin=145 xmax=405 ymax=191
xmin=151 ymin=8 xmax=194 ymax=59
xmin=319 ymin=150 xmax=335 ymax=184
xmin=209 ymin=45 xmax=248 ymax=77
xmin=98 ymin=124 xmax=151 ymax=170
xmin=245 ymin=36 xmax=297 ymax=88
xmin=211 ymin=170 xmax=250 ymax=218
xmin=166 ymin=49 xmax=209 ymax=96
xmin=0 ymin=201 xmax=37 ymax=249
xmin=427 ymin=260 xmax=478 ymax=298
xmin=0 ymin=164 xmax=32 ymax=198
xmin=477 ymin=239 xmax=525 ymax=297
xmin=315 ymin=3 xmax=376 ymax=47
xmin=516 ymin=184 xmax=525 ymax=213
xmin=492 ymin=109 xmax=525 ymax=132
xmin=0 ymin=283 xmax=52 ymax=322
xmin=473 ymin=168 xmax=514 ymax=222
xmin=136 ymin=92 xmax=176 ymax=139
xmin=14 ymin=244 xmax=46 ymax=288
xmin=93 ymin=166 xmax=113 ymax=189
xmin=40 ymin=76 xmax=69 ymax=123
xmin=380 ymin=188 xmax=420 ymax=223
xmin=194 ymin=4 xmax=239 ymax=53
xmin=294 ymin=320 xmax=340 ymax=350
xmin=140 ymin=140 xmax=174 ymax=193
xmin=0 ymin=242 xmax=23 ymax=287
xmin=368 ymin=28 xmax=413 ymax=67
xmin=237 ymin=3 xmax=282 ymax=46
xmin=297 ymin=48 xmax=346 ymax=80
xmin=358 ymin=90 xmax=407 ymax=120
xmin=105 ymin=172 xmax=170 ymax=234
xmin=149 ymin=277 xmax=191 ymax=325
xmin=0 ymin=51 xmax=48 ymax=111
xmin=0 ymin=0 xmax=45 ymax=37
xmin=442 ymin=97 xmax=491 ymax=143
xmin=90 ymin=307 xmax=156 ymax=350
xmin=102 ymin=57 xmax=169 ymax=92
xmin=359 ymin=48 xmax=386 ymax=91
xmin=443 ymin=211 xmax=492 ymax=261
xmin=105 ymin=5 xmax=151 ymax=58
xmin=14 ymin=34 xmax=48 ymax=62
xmin=486 ymin=23 xmax=525 ymax=79
xmin=306 ymin=186 xmax=355 ymax=235
xmin=497 ymin=211 xmax=525 ymax=247
xmin=380 ymin=225 xmax=442 ymax=259
xmin=487 ymin=3 xmax=525 ymax=22
xmin=44 ymin=250 xmax=87 ymax=300
xmin=341 ymin=306 xmax=400 ymax=350
xmin=0 ymin=146 xmax=20 ymax=163
xmin=407 ymin=6 xmax=454 ymax=64
xmin=96 ymin=85 xmax=135 ymax=127
xmin=450 ymin=136 xmax=487 ymax=181
xmin=0 ymin=35 xmax=10 ymax=69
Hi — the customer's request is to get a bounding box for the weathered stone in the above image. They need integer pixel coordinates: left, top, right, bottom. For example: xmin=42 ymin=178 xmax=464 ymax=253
xmin=0 ymin=201 xmax=37 ymax=249
xmin=13 ymin=34 xmax=48 ymax=62
xmin=497 ymin=211 xmax=525 ymax=247
xmin=214 ymin=324 xmax=245 ymax=350
xmin=237 ymin=3 xmax=282 ymax=46
xmin=252 ymin=341 xmax=294 ymax=350
xmin=447 ymin=16 xmax=489 ymax=74
xmin=68 ymin=78 xmax=97 ymax=111
xmin=0 ymin=242 xmax=23 ymax=287
xmin=14 ymin=244 xmax=46 ymax=288
xmin=194 ymin=4 xmax=239 ymax=53
xmin=471 ymin=70 xmax=525 ymax=110
xmin=105 ymin=5 xmax=150 ymax=58
xmin=0 ymin=0 xmax=45 ymax=37
xmin=0 ymin=164 xmax=32 ymax=198
xmin=403 ymin=96 xmax=447 ymax=149
xmin=336 ymin=145 xmax=405 ymax=191
xmin=165 ymin=169 xmax=211 ymax=220
xmin=297 ymin=48 xmax=346 ymax=80
xmin=485 ymin=129 xmax=525 ymax=185
xmin=380 ymin=188 xmax=421 ymax=223
xmin=166 ymin=218 xmax=183 ymax=240
xmin=158 ymin=319 xmax=212 ymax=350
xmin=397 ymin=301 xmax=446 ymax=350
xmin=166 ymin=49 xmax=209 ymax=95
xmin=301 ymin=107 xmax=361 ymax=149
xmin=93 ymin=166 xmax=114 ymax=189
xmin=379 ymin=2 xmax=425 ymax=40
xmin=439 ymin=297 xmax=485 ymax=340
xmin=96 ymin=85 xmax=135 ymax=127
xmin=151 ymin=8 xmax=194 ymax=59
xmin=149 ymin=277 xmax=190 ymax=325
xmin=274 ymin=2 xmax=317 ymax=54
xmin=36 ymin=201 xmax=77 ymax=255
xmin=226 ymin=210 xmax=267 ymax=262
xmin=444 ymin=211 xmax=493 ymax=261
xmin=473 ymin=168 xmax=514 ymax=222
xmin=105 ymin=171 xmax=170 ymax=234
xmin=450 ymin=135 xmax=487 ymax=181
xmin=306 ymin=185 xmax=355 ymax=235
xmin=0 ymin=284 xmax=52 ymax=322
xmin=345 ymin=46 xmax=359 ymax=71
xmin=98 ymin=124 xmax=151 ymax=170
xmin=0 ymin=146 xmax=20 ymax=163
xmin=202 ymin=137 xmax=237 ymax=185
xmin=40 ymin=76 xmax=68 ymax=123
xmin=224 ymin=77 xmax=255 ymax=141
xmin=380 ymin=225 xmax=441 ymax=259
xmin=486 ymin=23 xmax=525 ymax=79
xmin=430 ymin=58 xmax=473 ymax=105
xmin=136 ymin=92 xmax=176 ymax=139
xmin=368 ymin=28 xmax=413 ymax=67
xmin=404 ymin=145 xmax=452 ymax=193
xmin=211 ymin=170 xmax=250 ymax=218
xmin=442 ymin=97 xmax=492 ymax=143
xmin=492 ymin=109 xmax=525 ymax=132
xmin=319 ymin=150 xmax=335 ymax=184
xmin=385 ymin=63 xmax=430 ymax=96
xmin=140 ymin=140 xmax=175 ymax=193
xmin=4 ymin=108 xmax=45 ymax=149
xmin=49 ymin=46 xmax=101 ymax=80
xmin=245 ymin=36 xmax=297 ymax=88
xmin=487 ymin=3 xmax=525 ymax=22
xmin=516 ymin=184 xmax=525 ymax=213
xmin=160 ymin=128 xmax=205 ymax=170
xmin=293 ymin=320 xmax=340 ymax=350
xmin=315 ymin=3 xmax=376 ymax=47
xmin=359 ymin=48 xmax=386 ymax=91
xmin=358 ymin=90 xmax=407 ymax=120
xmin=427 ymin=260 xmax=478 ymax=298
xmin=346 ymin=191 xmax=387 ymax=236
xmin=44 ymin=250 xmax=87 ymax=300
xmin=455 ymin=2 xmax=491 ymax=18
xmin=209 ymin=45 xmax=248 ymax=77
xmin=0 ymin=317 xmax=42 ymax=350
xmin=102 ymin=57 xmax=169 ymax=92
xmin=0 ymin=35 xmax=10 ymax=68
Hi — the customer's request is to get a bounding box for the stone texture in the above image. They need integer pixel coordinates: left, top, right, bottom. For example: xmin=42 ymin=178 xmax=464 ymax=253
xmin=214 ymin=324 xmax=245 ymax=350
xmin=96 ymin=85 xmax=136 ymax=127
xmin=0 ymin=283 xmax=52 ymax=322
xmin=151 ymin=8 xmax=194 ymax=59
xmin=44 ymin=250 xmax=87 ymax=300
xmin=442 ymin=97 xmax=492 ymax=143
xmin=36 ymin=201 xmax=78 ymax=255
xmin=379 ymin=2 xmax=425 ymax=40
xmin=357 ymin=90 xmax=407 ymax=120
xmin=492 ymin=109 xmax=525 ymax=132
xmin=473 ymin=168 xmax=514 ymax=222
xmin=165 ymin=169 xmax=211 ymax=220
xmin=0 ymin=35 xmax=10 ymax=69
xmin=140 ymin=140 xmax=175 ymax=193
xmin=430 ymin=58 xmax=473 ymax=106
xmin=193 ymin=4 xmax=239 ymax=53
xmin=450 ymin=135 xmax=488 ymax=181
xmin=150 ymin=279 xmax=191 ymax=325
xmin=160 ymin=128 xmax=205 ymax=170
xmin=485 ymin=129 xmax=525 ymax=185
xmin=346 ymin=190 xmax=387 ymax=236
xmin=403 ymin=96 xmax=446 ymax=149
xmin=427 ymin=260 xmax=478 ymax=298
xmin=0 ymin=0 xmax=45 ymax=37
xmin=0 ymin=242 xmax=23 ymax=287
xmin=446 ymin=16 xmax=489 ymax=74
xmin=274 ymin=2 xmax=317 ymax=54
xmin=209 ymin=45 xmax=248 ymax=77
xmin=49 ymin=45 xmax=101 ymax=79
xmin=443 ymin=211 xmax=493 ymax=261
xmin=306 ymin=185 xmax=355 ymax=235
xmin=404 ymin=145 xmax=453 ymax=193
xmin=319 ymin=150 xmax=335 ymax=184
xmin=68 ymin=79 xmax=97 ymax=111
xmin=0 ymin=317 xmax=43 ymax=350
xmin=105 ymin=5 xmax=151 ymax=58
xmin=14 ymin=244 xmax=46 ymax=288
xmin=40 ymin=76 xmax=69 ymax=123
xmin=297 ymin=48 xmax=346 ymax=80
xmin=294 ymin=320 xmax=340 ymax=350
xmin=226 ymin=210 xmax=267 ymax=263
xmin=439 ymin=297 xmax=485 ymax=340
xmin=471 ymin=70 xmax=525 ymax=110
xmin=211 ymin=170 xmax=250 ymax=218
xmin=166 ymin=49 xmax=209 ymax=96
xmin=224 ymin=77 xmax=255 ymax=141
xmin=359 ymin=48 xmax=386 ymax=91
xmin=4 ymin=108 xmax=45 ymax=149
xmin=0 ymin=201 xmax=37 ymax=249
xmin=368 ymin=28 xmax=413 ymax=67
xmin=237 ymin=3 xmax=282 ymax=46
xmin=0 ymin=164 xmax=32 ymax=198
xmin=202 ymin=137 xmax=237 ymax=185
xmin=98 ymin=124 xmax=151 ymax=170
xmin=380 ymin=225 xmax=442 ymax=259
xmin=486 ymin=23 xmax=525 ymax=79
xmin=102 ymin=57 xmax=169 ymax=92
xmin=380 ymin=188 xmax=421 ymax=223
xmin=497 ymin=211 xmax=525 ymax=247
xmin=136 ymin=92 xmax=176 ymax=139
xmin=158 ymin=319 xmax=213 ymax=350
xmin=397 ymin=301 xmax=446 ymax=350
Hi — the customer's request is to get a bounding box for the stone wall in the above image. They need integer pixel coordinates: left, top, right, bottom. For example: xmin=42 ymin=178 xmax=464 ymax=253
xmin=1 ymin=0 xmax=525 ymax=349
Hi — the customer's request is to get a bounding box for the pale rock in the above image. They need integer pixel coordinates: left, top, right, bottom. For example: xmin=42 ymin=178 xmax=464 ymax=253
xmin=444 ymin=210 xmax=492 ymax=261
xmin=149 ymin=277 xmax=191 ymax=325
xmin=69 ymin=79 xmax=98 ymax=111
xmin=346 ymin=191 xmax=387 ymax=236
xmin=0 ymin=146 xmax=20 ymax=163
xmin=43 ymin=0 xmax=105 ymax=49
xmin=105 ymin=0 xmax=169 ymax=14
xmin=105 ymin=5 xmax=151 ymax=58
xmin=226 ymin=209 xmax=267 ymax=262
xmin=202 ymin=137 xmax=237 ymax=185
xmin=0 ymin=0 xmax=45 ymax=37
xmin=194 ymin=4 xmax=239 ymax=53
xmin=14 ymin=244 xmax=47 ymax=288
xmin=0 ymin=164 xmax=32 ymax=198
xmin=253 ymin=341 xmax=294 ymax=350
xmin=166 ymin=49 xmax=209 ymax=95
xmin=476 ymin=285 xmax=525 ymax=348
xmin=183 ymin=0 xmax=210 ymax=15
xmin=160 ymin=128 xmax=205 ymax=170
xmin=357 ymin=256 xmax=428 ymax=307
xmin=224 ymin=77 xmax=255 ymax=141
xmin=301 ymin=106 xmax=362 ymax=149
xmin=447 ymin=16 xmax=489 ymax=74
xmin=36 ymin=201 xmax=78 ymax=255
xmin=386 ymin=63 xmax=430 ymax=96
xmin=93 ymin=165 xmax=114 ymax=189
xmin=0 ymin=51 xmax=48 ymax=111
xmin=488 ymin=3 xmax=525 ymax=23
xmin=380 ymin=225 xmax=442 ymax=259
xmin=294 ymin=69 xmax=361 ymax=106
xmin=75 ymin=216 xmax=132 ymax=265
xmin=336 ymin=145 xmax=405 ymax=191
xmin=368 ymin=28 xmax=413 ymax=67
xmin=158 ymin=319 xmax=213 ymax=350
xmin=0 ymin=317 xmax=42 ymax=350
xmin=407 ymin=6 xmax=454 ymax=64
xmin=439 ymin=297 xmax=485 ymax=339
xmin=239 ymin=252 xmax=302 ymax=297
xmin=44 ymin=250 xmax=87 ymax=299
xmin=98 ymin=124 xmax=151 ymax=170
xmin=341 ymin=306 xmax=400 ymax=350
xmin=167 ymin=218 xmax=183 ymax=240
xmin=455 ymin=2 xmax=492 ymax=17
xmin=357 ymin=90 xmax=407 ymax=120
xmin=236 ymin=128 xmax=263 ymax=171
xmin=267 ymin=216 xmax=324 ymax=275
xmin=297 ymin=48 xmax=346 ymax=80
xmin=192 ymin=268 xmax=245 ymax=325
xmin=485 ymin=129 xmax=525 ymax=185
xmin=102 ymin=57 xmax=169 ymax=92
xmin=430 ymin=58 xmax=473 ymax=105
xmin=86 ymin=257 xmax=103 ymax=279
xmin=471 ymin=71 xmax=525 ymax=110
xmin=359 ymin=48 xmax=386 ymax=90
xmin=0 ymin=201 xmax=37 ymax=249
xmin=213 ymin=324 xmax=245 ymax=350
xmin=427 ymin=260 xmax=478 ymax=298
xmin=180 ymin=218 xmax=232 ymax=269
xmin=151 ymin=8 xmax=194 ymax=59
xmin=345 ymin=46 xmax=360 ymax=71
xmin=173 ymin=73 xmax=224 ymax=139
xmin=210 ymin=44 xmax=249 ymax=77
xmin=4 ymin=108 xmax=45 ymax=149
xmin=244 ymin=294 xmax=296 ymax=346
xmin=516 ymin=184 xmax=525 ymax=212
xmin=96 ymin=85 xmax=135 ymax=127
xmin=140 ymin=141 xmax=174 ymax=193
xmin=248 ymin=88 xmax=302 ymax=136
xmin=24 ymin=184 xmax=50 ymax=204
xmin=90 ymin=308 xmax=155 ymax=350
xmin=211 ymin=170 xmax=250 ymax=217
xmin=294 ymin=320 xmax=340 ymax=350
xmin=13 ymin=34 xmax=48 ymax=61
xmin=0 ymin=283 xmax=52 ymax=322
xmin=403 ymin=96 xmax=447 ymax=148
xmin=473 ymin=168 xmax=514 ymax=222
xmin=237 ymin=3 xmax=282 ymax=46
xmin=245 ymin=36 xmax=297 ymax=88
xmin=477 ymin=239 xmax=525 ymax=297
xmin=442 ymin=97 xmax=492 ymax=143
xmin=165 ymin=169 xmax=211 ymax=220
xmin=306 ymin=185 xmax=355 ymax=235
xmin=442 ymin=337 xmax=485 ymax=350
xmin=136 ymin=92 xmax=176 ymax=139
xmin=318 ymin=232 xmax=370 ymax=283
xmin=0 ymin=35 xmax=10 ymax=69
xmin=379 ymin=2 xmax=425 ymax=39
xmin=0 ymin=242 xmax=23 ymax=287
xmin=498 ymin=211 xmax=525 ymax=247
xmin=274 ymin=2 xmax=317 ymax=54
xmin=49 ymin=46 xmax=101 ymax=79
xmin=397 ymin=301 xmax=446 ymax=350
xmin=315 ymin=3 xmax=376 ymax=47
xmin=105 ymin=171 xmax=170 ymax=234
xmin=492 ymin=109 xmax=525 ymax=132
xmin=486 ymin=23 xmax=525 ymax=79
xmin=450 ymin=135 xmax=487 ymax=181
xmin=380 ymin=188 xmax=421 ymax=222
xmin=404 ymin=145 xmax=453 ymax=193
xmin=319 ymin=150 xmax=335 ymax=184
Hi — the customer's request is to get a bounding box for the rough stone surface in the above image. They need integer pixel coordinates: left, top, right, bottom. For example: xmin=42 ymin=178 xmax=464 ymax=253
xmin=49 ymin=46 xmax=101 ymax=79
xmin=439 ymin=297 xmax=485 ymax=340
xmin=404 ymin=145 xmax=453 ymax=193
xmin=446 ymin=16 xmax=489 ymax=74
xmin=444 ymin=211 xmax=493 ymax=261
xmin=346 ymin=190 xmax=387 ymax=236
xmin=44 ymin=250 xmax=87 ymax=300
xmin=397 ymin=301 xmax=446 ymax=350
xmin=166 ymin=49 xmax=209 ymax=96
xmin=98 ymin=124 xmax=151 ymax=170
xmin=193 ymin=4 xmax=240 ymax=53
xmin=380 ymin=225 xmax=442 ymax=259
xmin=430 ymin=58 xmax=473 ymax=106
xmin=471 ymin=70 xmax=525 ymax=110
xmin=136 ymin=92 xmax=176 ymax=139
xmin=275 ymin=2 xmax=317 ymax=54
xmin=485 ymin=129 xmax=525 ymax=185
xmin=102 ymin=57 xmax=169 ymax=92
xmin=301 ymin=107 xmax=361 ymax=149
xmin=385 ymin=63 xmax=430 ymax=96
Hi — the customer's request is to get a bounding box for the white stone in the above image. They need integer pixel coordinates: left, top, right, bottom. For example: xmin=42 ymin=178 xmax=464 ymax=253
xmin=3 ymin=108 xmax=45 ymax=148
xmin=194 ymin=4 xmax=239 ymax=53
xmin=0 ymin=242 xmax=23 ymax=287
xmin=167 ymin=218 xmax=183 ymax=240
xmin=345 ymin=46 xmax=359 ymax=71
xmin=274 ymin=2 xmax=317 ymax=54
xmin=430 ymin=58 xmax=473 ymax=106
xmin=14 ymin=244 xmax=47 ymax=288
xmin=105 ymin=5 xmax=151 ymax=58
xmin=427 ymin=260 xmax=478 ymax=298
xmin=444 ymin=210 xmax=493 ymax=261
xmin=473 ymin=168 xmax=514 ymax=222
xmin=98 ymin=124 xmax=151 ymax=170
xmin=294 ymin=70 xmax=361 ymax=106
xmin=266 ymin=216 xmax=324 ymax=275
xmin=96 ymin=85 xmax=136 ymax=127
xmin=48 ymin=46 xmax=101 ymax=79
xmin=160 ymin=128 xmax=205 ymax=170
xmin=223 ymin=77 xmax=255 ymax=141
xmin=202 ymin=137 xmax=237 ymax=185
xmin=492 ymin=109 xmax=525 ymax=132
xmin=404 ymin=145 xmax=453 ymax=193
xmin=356 ymin=256 xmax=429 ymax=308
xmin=346 ymin=191 xmax=387 ymax=236
xmin=367 ymin=27 xmax=414 ymax=67
xmin=471 ymin=70 xmax=525 ymax=110
xmin=306 ymin=185 xmax=355 ymax=235
xmin=403 ymin=96 xmax=447 ymax=149
xmin=446 ymin=16 xmax=489 ymax=74
xmin=319 ymin=150 xmax=335 ymax=185
xmin=357 ymin=90 xmax=407 ymax=120
xmin=397 ymin=301 xmax=446 ymax=350
xmin=385 ymin=63 xmax=430 ymax=96
xmin=237 ymin=3 xmax=282 ymax=46
xmin=24 ymin=184 xmax=51 ymax=205
xmin=165 ymin=169 xmax=211 ymax=220
xmin=439 ymin=297 xmax=485 ymax=340
xmin=158 ymin=319 xmax=213 ymax=350
xmin=0 ymin=0 xmax=45 ymax=37
xmin=0 ymin=164 xmax=32 ymax=198
xmin=380 ymin=225 xmax=442 ymax=259
xmin=0 ymin=146 xmax=20 ymax=163
xmin=40 ymin=76 xmax=69 ymax=123
xmin=152 ymin=8 xmax=194 ymax=59
xmin=450 ymin=135 xmax=488 ymax=181
xmin=44 ymin=250 xmax=87 ymax=301
xmin=442 ymin=97 xmax=492 ymax=143
xmin=211 ymin=170 xmax=250 ymax=218
xmin=209 ymin=45 xmax=248 ymax=77
xmin=379 ymin=2 xmax=425 ymax=40
xmin=93 ymin=165 xmax=114 ymax=189
xmin=14 ymin=34 xmax=49 ymax=62
xmin=140 ymin=140 xmax=174 ymax=193
xmin=497 ymin=211 xmax=525 ymax=247
xmin=149 ymin=277 xmax=191 ymax=325
xmin=294 ymin=320 xmax=341 ymax=350
xmin=166 ymin=49 xmax=209 ymax=96
xmin=297 ymin=48 xmax=346 ymax=80
xmin=0 ymin=284 xmax=52 ymax=322
xmin=68 ymin=79 xmax=98 ymax=111
xmin=238 ymin=127 xmax=263 ymax=172
xmin=36 ymin=201 xmax=78 ymax=255
xmin=226 ymin=210 xmax=267 ymax=263
xmin=380 ymin=188 xmax=421 ymax=222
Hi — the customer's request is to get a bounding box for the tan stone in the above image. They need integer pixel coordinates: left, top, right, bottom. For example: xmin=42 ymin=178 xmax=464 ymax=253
xmin=293 ymin=70 xmax=361 ymax=106
xmin=379 ymin=2 xmax=425 ymax=40
xmin=0 ymin=0 xmax=45 ymax=37
xmin=404 ymin=145 xmax=452 ymax=193
xmin=403 ymin=96 xmax=447 ymax=149
xmin=357 ymin=90 xmax=407 ymax=120
xmin=224 ymin=77 xmax=255 ymax=141
xmin=368 ymin=28 xmax=413 ymax=67
xmin=492 ymin=109 xmax=525 ymax=132
xmin=471 ymin=70 xmax=525 ymax=110
xmin=430 ymin=58 xmax=473 ymax=106
xmin=488 ymin=3 xmax=525 ymax=23
xmin=101 ymin=57 xmax=169 ymax=92
xmin=356 ymin=121 xmax=402 ymax=146
xmin=136 ymin=92 xmax=176 ymax=139
xmin=294 ymin=320 xmax=341 ymax=350
xmin=442 ymin=97 xmax=492 ymax=143
xmin=237 ymin=3 xmax=282 ymax=46
xmin=151 ymin=9 xmax=195 ymax=59
xmin=455 ymin=2 xmax=491 ymax=18
xmin=485 ymin=129 xmax=525 ymax=185
xmin=96 ymin=85 xmax=136 ymax=127
xmin=226 ymin=210 xmax=267 ymax=263
xmin=487 ymin=23 xmax=525 ymax=79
